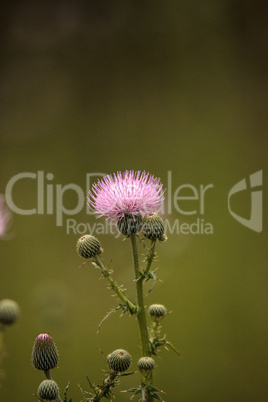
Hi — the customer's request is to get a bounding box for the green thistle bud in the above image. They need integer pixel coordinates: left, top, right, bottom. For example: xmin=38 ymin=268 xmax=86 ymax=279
xmin=76 ymin=235 xmax=102 ymax=258
xmin=142 ymin=213 xmax=165 ymax=241
xmin=32 ymin=333 xmax=58 ymax=371
xmin=148 ymin=304 xmax=167 ymax=319
xmin=137 ymin=356 xmax=156 ymax=373
xmin=0 ymin=299 xmax=20 ymax=326
xmin=107 ymin=349 xmax=131 ymax=372
xmin=117 ymin=212 xmax=143 ymax=236
xmin=38 ymin=379 xmax=59 ymax=400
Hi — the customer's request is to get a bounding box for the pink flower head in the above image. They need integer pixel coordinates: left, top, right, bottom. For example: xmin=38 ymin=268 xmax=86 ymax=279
xmin=0 ymin=194 xmax=12 ymax=239
xmin=36 ymin=333 xmax=52 ymax=342
xmin=88 ymin=170 xmax=165 ymax=220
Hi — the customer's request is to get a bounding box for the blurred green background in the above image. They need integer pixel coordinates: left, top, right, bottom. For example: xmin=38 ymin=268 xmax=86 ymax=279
xmin=0 ymin=1 xmax=267 ymax=401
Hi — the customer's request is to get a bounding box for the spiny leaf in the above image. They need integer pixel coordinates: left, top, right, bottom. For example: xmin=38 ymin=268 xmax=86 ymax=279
xmin=63 ymin=381 xmax=72 ymax=402
xmin=97 ymin=306 xmax=121 ymax=333
xmin=78 ymin=384 xmax=90 ymax=401
xmin=164 ymin=340 xmax=181 ymax=357
xmin=123 ymin=386 xmax=142 ymax=395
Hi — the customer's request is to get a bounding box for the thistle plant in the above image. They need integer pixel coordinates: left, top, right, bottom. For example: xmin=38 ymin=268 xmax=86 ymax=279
xmin=78 ymin=170 xmax=179 ymax=401
xmin=30 ymin=170 xmax=179 ymax=401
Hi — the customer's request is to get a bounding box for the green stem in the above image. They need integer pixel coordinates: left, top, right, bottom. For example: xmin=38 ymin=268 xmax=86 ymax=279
xmin=44 ymin=369 xmax=53 ymax=380
xmin=94 ymin=255 xmax=137 ymax=314
xmin=130 ymin=234 xmax=151 ymax=356
xmin=130 ymin=234 xmax=153 ymax=402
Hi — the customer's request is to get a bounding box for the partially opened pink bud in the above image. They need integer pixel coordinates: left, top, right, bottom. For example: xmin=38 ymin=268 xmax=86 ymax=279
xmin=31 ymin=333 xmax=58 ymax=371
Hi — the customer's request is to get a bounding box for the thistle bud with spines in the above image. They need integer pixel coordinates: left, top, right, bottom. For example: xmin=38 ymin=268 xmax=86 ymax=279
xmin=137 ymin=356 xmax=156 ymax=373
xmin=0 ymin=299 xmax=20 ymax=326
xmin=38 ymin=379 xmax=59 ymax=400
xmin=117 ymin=212 xmax=143 ymax=236
xmin=107 ymin=349 xmax=131 ymax=373
xmin=31 ymin=333 xmax=59 ymax=371
xmin=76 ymin=234 xmax=102 ymax=258
xmin=142 ymin=213 xmax=165 ymax=241
xmin=148 ymin=304 xmax=167 ymax=320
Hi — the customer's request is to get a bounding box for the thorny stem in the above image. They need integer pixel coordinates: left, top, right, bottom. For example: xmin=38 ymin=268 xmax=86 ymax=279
xmin=94 ymin=371 xmax=118 ymax=401
xmin=149 ymin=320 xmax=159 ymax=342
xmin=149 ymin=320 xmax=181 ymax=357
xmin=130 ymin=234 xmax=153 ymax=402
xmin=93 ymin=255 xmax=137 ymax=314
xmin=130 ymin=234 xmax=151 ymax=356
xmin=144 ymin=240 xmax=156 ymax=276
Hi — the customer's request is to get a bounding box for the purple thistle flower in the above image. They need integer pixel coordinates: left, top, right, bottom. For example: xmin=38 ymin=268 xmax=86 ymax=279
xmin=88 ymin=170 xmax=165 ymax=220
xmin=0 ymin=194 xmax=12 ymax=239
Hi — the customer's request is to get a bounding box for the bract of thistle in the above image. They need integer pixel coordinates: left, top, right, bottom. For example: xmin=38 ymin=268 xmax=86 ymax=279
xmin=88 ymin=170 xmax=165 ymax=220
xmin=0 ymin=194 xmax=12 ymax=239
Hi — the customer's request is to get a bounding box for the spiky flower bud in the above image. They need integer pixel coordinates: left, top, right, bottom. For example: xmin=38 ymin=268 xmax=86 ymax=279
xmin=117 ymin=212 xmax=143 ymax=236
xmin=0 ymin=299 xmax=20 ymax=326
xmin=148 ymin=304 xmax=167 ymax=319
xmin=76 ymin=235 xmax=102 ymax=258
xmin=107 ymin=349 xmax=131 ymax=372
xmin=38 ymin=379 xmax=59 ymax=400
xmin=137 ymin=356 xmax=156 ymax=373
xmin=32 ymin=333 xmax=58 ymax=371
xmin=142 ymin=213 xmax=165 ymax=241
